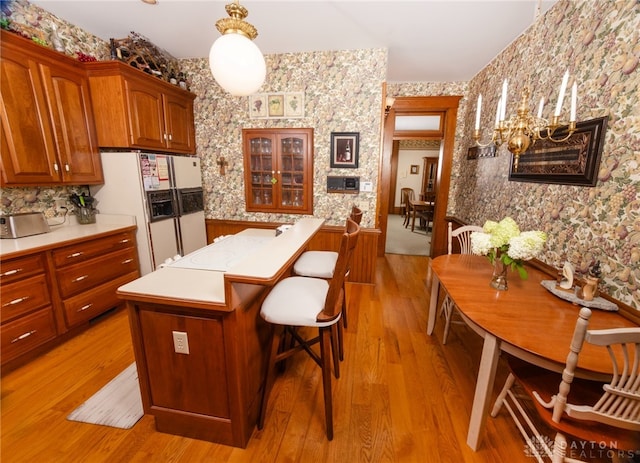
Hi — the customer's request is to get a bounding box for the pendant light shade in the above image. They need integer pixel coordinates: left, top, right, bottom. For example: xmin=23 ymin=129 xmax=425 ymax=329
xmin=209 ymin=34 xmax=266 ymax=96
xmin=209 ymin=1 xmax=266 ymax=97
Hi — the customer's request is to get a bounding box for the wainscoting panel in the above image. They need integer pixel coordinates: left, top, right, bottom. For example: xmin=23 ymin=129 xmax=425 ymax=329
xmin=206 ymin=219 xmax=379 ymax=284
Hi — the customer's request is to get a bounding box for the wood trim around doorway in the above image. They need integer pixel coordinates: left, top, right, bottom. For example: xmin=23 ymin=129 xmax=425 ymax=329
xmin=376 ymin=94 xmax=462 ymax=258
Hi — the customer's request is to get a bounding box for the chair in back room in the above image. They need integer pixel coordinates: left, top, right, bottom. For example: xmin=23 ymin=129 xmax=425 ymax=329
xmin=400 ymin=188 xmax=415 ymax=228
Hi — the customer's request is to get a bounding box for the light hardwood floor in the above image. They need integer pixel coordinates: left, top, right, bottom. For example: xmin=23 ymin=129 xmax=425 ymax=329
xmin=3 ymin=255 xmax=541 ymax=462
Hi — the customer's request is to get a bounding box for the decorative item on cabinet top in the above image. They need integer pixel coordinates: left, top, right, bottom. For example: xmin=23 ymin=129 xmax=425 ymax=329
xmin=249 ymin=92 xmax=305 ymax=119
xmin=110 ymin=31 xmax=189 ymax=89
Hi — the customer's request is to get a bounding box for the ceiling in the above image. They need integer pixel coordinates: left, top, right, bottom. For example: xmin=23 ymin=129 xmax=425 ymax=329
xmin=31 ymin=0 xmax=559 ymax=82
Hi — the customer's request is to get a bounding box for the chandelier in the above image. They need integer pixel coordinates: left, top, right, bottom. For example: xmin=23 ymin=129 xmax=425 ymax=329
xmin=472 ymin=72 xmax=577 ymax=171
xmin=209 ymin=0 xmax=266 ymax=96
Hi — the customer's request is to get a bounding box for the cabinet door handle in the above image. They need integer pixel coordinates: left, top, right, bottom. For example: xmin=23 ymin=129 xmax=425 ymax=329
xmin=2 ymin=268 xmax=22 ymax=277
xmin=121 ymin=258 xmax=133 ymax=264
xmin=72 ymin=275 xmax=89 ymax=282
xmin=2 ymin=296 xmax=29 ymax=307
xmin=119 ymin=239 xmax=130 ymax=244
xmin=54 ymin=163 xmax=59 ymax=172
xmin=78 ymin=304 xmax=92 ymax=312
xmin=168 ymin=134 xmax=173 ymax=141
xmin=67 ymin=252 xmax=83 ymax=259
xmin=11 ymin=330 xmax=36 ymax=343
xmin=163 ymin=133 xmax=168 ymax=141
xmin=65 ymin=164 xmax=70 ymax=172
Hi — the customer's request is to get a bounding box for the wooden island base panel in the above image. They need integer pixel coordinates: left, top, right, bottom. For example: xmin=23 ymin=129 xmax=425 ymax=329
xmin=117 ymin=218 xmax=324 ymax=448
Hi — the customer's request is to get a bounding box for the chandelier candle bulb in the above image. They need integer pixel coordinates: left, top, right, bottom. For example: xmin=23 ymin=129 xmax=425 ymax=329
xmin=500 ymin=79 xmax=508 ymax=121
xmin=555 ymin=70 xmax=569 ymax=117
xmin=570 ymin=82 xmax=577 ymax=122
xmin=537 ymin=97 xmax=544 ymax=118
xmin=475 ymin=94 xmax=482 ymax=131
xmin=495 ymin=97 xmax=502 ymax=128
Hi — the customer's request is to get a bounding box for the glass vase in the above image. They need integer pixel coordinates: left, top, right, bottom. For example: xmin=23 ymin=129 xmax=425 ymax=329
xmin=76 ymin=207 xmax=96 ymax=224
xmin=490 ymin=257 xmax=508 ymax=290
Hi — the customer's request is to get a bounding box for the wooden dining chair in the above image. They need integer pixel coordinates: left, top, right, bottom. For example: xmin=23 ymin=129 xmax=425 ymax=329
xmin=438 ymin=223 xmax=484 ymax=344
xmin=400 ymin=188 xmax=415 ymax=228
xmin=491 ymin=307 xmax=640 ymax=462
xmin=417 ymin=191 xmax=436 ymax=231
xmin=258 ymin=218 xmax=360 ymax=440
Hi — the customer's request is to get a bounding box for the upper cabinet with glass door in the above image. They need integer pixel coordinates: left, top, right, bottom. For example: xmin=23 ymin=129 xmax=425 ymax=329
xmin=242 ymin=128 xmax=313 ymax=214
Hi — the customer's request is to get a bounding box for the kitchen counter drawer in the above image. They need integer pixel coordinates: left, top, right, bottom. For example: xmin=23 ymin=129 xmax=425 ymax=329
xmin=62 ymin=272 xmax=138 ymax=327
xmin=56 ymin=247 xmax=138 ymax=298
xmin=0 ymin=253 xmax=46 ymax=284
xmin=1 ymin=274 xmax=51 ymax=323
xmin=52 ymin=231 xmax=136 ymax=267
xmin=1 ymin=307 xmax=57 ymax=363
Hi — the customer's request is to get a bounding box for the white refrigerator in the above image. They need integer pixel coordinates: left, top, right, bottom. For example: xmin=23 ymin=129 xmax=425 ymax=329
xmin=90 ymin=151 xmax=207 ymax=275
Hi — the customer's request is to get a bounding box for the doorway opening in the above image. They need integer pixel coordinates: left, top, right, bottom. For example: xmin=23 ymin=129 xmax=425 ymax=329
xmin=376 ymin=95 xmax=461 ymax=258
xmin=385 ymin=139 xmax=441 ymax=256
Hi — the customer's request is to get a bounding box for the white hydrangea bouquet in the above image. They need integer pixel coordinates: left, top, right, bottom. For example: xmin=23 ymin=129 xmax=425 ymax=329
xmin=470 ymin=217 xmax=547 ymax=279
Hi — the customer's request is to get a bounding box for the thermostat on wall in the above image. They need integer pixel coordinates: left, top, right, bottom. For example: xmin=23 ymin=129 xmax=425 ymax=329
xmin=327 ymin=176 xmax=359 ymax=194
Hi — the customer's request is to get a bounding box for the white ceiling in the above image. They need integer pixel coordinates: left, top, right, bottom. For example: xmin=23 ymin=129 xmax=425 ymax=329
xmin=31 ymin=0 xmax=558 ymax=82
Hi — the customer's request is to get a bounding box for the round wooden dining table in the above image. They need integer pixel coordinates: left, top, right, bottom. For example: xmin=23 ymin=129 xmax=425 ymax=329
xmin=427 ymin=254 xmax=638 ymax=451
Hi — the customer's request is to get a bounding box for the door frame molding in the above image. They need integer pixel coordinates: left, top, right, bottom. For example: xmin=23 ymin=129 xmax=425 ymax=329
xmin=376 ymin=94 xmax=462 ymax=257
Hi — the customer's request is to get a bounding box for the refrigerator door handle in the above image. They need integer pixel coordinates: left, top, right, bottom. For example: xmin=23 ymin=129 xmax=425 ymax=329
xmin=174 ymin=216 xmax=184 ymax=257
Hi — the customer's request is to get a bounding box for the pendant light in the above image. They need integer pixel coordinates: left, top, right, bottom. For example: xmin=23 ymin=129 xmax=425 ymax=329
xmin=209 ymin=0 xmax=266 ymax=96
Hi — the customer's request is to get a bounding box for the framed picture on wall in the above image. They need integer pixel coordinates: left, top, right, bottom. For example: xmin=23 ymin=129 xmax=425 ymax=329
xmin=508 ymin=116 xmax=608 ymax=186
xmin=410 ymin=165 xmax=419 ymax=174
xmin=330 ymin=132 xmax=359 ymax=168
xmin=249 ymin=92 xmax=305 ymax=119
xmin=249 ymin=94 xmax=268 ymax=118
xmin=284 ymin=92 xmax=304 ymax=117
xmin=267 ymin=94 xmax=285 ymax=117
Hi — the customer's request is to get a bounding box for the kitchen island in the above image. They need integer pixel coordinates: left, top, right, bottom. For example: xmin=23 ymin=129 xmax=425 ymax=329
xmin=117 ymin=218 xmax=323 ymax=448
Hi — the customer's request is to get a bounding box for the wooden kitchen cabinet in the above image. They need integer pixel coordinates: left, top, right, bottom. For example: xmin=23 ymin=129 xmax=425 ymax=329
xmin=86 ymin=61 xmax=196 ymax=154
xmin=52 ymin=231 xmax=139 ymax=328
xmin=421 ymin=156 xmax=438 ymax=196
xmin=0 ymin=253 xmax=57 ymax=365
xmin=242 ymin=128 xmax=313 ymax=214
xmin=0 ymin=227 xmax=140 ymax=371
xmin=0 ymin=30 xmax=103 ymax=186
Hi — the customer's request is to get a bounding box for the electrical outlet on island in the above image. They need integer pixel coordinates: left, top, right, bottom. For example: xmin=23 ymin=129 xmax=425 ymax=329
xmin=172 ymin=331 xmax=190 ymax=354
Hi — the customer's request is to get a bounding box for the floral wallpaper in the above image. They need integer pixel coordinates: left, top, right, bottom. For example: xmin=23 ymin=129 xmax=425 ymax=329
xmin=180 ymin=49 xmax=386 ymax=229
xmin=0 ymin=0 xmax=385 ymax=229
xmin=1 ymin=0 xmax=638 ymax=311
xmin=453 ymin=0 xmax=639 ymax=309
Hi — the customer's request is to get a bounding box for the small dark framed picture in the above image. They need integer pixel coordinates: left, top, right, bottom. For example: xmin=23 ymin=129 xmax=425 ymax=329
xmin=330 ymin=132 xmax=359 ymax=168
xmin=410 ymin=165 xmax=419 ymax=174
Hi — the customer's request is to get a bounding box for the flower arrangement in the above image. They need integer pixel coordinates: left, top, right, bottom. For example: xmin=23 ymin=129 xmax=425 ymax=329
xmin=470 ymin=217 xmax=547 ymax=279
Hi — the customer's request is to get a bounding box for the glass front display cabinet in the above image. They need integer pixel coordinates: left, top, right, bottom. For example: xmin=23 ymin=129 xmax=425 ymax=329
xmin=242 ymin=128 xmax=313 ymax=214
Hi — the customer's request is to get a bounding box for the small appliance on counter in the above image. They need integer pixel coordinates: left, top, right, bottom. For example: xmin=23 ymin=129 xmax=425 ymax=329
xmin=0 ymin=212 xmax=50 ymax=238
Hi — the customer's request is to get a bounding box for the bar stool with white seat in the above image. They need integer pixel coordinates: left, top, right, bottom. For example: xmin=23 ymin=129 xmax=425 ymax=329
xmin=292 ymin=206 xmax=362 ymax=332
xmin=258 ymin=218 xmax=360 ymax=440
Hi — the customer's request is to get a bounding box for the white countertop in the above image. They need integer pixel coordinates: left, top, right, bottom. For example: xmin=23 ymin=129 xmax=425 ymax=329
xmin=117 ymin=217 xmax=324 ymax=306
xmin=0 ymin=214 xmax=137 ymax=258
